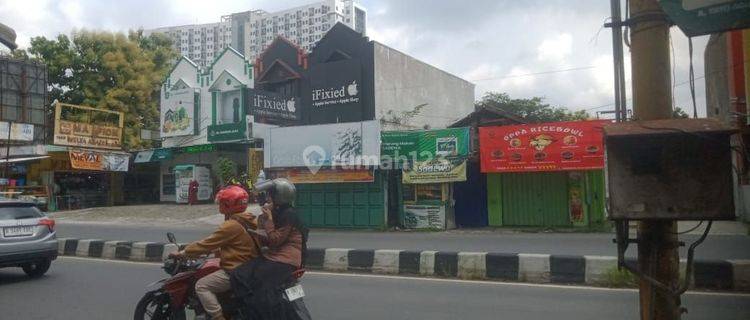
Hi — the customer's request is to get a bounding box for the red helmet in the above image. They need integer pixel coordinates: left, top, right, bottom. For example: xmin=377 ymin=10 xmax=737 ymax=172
xmin=216 ymin=185 xmax=248 ymax=215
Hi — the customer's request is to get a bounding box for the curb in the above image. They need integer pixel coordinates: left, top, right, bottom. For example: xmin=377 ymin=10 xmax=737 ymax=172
xmin=55 ymin=238 xmax=750 ymax=292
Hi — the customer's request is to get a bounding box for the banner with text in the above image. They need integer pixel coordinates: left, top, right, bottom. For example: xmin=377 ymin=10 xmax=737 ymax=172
xmin=246 ymin=88 xmax=299 ymax=121
xmin=402 ymin=158 xmax=467 ymax=184
xmin=69 ymin=150 xmax=129 ymax=172
xmin=381 ymin=127 xmax=470 ymax=162
xmin=403 ymin=204 xmax=445 ymax=229
xmin=479 ymin=120 xmax=608 ymax=173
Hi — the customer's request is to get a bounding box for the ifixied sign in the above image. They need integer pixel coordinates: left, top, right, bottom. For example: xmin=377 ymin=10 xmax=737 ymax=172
xmin=311 ymin=80 xmax=360 ymax=107
xmin=246 ymin=88 xmax=299 ymax=121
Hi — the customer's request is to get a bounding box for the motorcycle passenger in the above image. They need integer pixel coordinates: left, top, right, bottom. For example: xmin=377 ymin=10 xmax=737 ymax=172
xmin=231 ymin=178 xmax=309 ymax=320
xmin=171 ymin=185 xmax=260 ymax=320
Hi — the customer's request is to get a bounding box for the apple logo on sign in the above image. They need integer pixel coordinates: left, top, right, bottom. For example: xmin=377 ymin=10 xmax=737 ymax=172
xmin=287 ymin=98 xmax=296 ymax=113
xmin=347 ymin=81 xmax=358 ymax=96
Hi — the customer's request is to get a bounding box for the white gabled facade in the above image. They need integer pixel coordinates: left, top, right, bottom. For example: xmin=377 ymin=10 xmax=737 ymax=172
xmin=160 ymin=47 xmax=256 ymax=149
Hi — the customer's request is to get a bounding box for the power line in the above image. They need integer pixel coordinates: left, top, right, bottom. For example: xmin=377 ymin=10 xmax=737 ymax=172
xmin=470 ymin=65 xmax=598 ymax=82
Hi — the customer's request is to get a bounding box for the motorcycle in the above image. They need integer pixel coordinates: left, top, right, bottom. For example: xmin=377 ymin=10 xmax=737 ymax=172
xmin=134 ymin=233 xmax=311 ymax=320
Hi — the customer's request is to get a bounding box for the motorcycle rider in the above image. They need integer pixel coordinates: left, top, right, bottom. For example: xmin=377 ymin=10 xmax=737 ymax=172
xmin=171 ymin=185 xmax=259 ymax=320
xmin=231 ymin=178 xmax=309 ymax=319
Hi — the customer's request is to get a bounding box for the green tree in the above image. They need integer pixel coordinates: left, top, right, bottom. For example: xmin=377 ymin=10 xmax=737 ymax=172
xmin=21 ymin=29 xmax=177 ymax=150
xmin=475 ymin=92 xmax=590 ymax=123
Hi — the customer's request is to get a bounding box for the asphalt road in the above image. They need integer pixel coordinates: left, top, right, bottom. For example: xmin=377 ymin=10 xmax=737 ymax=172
xmin=0 ymin=257 xmax=748 ymax=320
xmin=57 ymin=222 xmax=750 ymax=259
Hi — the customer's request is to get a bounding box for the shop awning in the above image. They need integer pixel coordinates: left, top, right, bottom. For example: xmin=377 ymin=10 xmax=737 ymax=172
xmin=134 ymin=148 xmax=173 ymax=163
xmin=0 ymin=155 xmax=50 ymax=163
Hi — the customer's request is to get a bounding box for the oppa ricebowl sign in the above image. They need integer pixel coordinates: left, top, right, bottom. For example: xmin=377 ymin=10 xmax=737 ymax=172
xmin=479 ymin=120 xmax=608 ymax=173
xmin=311 ymin=80 xmax=360 ymax=107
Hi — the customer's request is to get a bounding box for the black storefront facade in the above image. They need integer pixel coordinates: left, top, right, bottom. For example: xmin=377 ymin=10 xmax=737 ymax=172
xmin=245 ymin=23 xmax=474 ymax=228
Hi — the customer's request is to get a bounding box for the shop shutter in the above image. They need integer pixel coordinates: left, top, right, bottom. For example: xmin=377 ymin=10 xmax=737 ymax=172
xmin=499 ymin=172 xmax=571 ymax=227
xmin=294 ymin=171 xmax=386 ymax=228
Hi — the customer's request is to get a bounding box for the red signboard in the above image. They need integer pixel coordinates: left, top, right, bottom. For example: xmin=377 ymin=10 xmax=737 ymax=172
xmin=479 ymin=120 xmax=609 ymax=173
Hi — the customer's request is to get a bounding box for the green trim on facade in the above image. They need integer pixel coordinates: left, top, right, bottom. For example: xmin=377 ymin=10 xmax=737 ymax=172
xmin=204 ymin=46 xmax=246 ymax=77
xmin=240 ymin=84 xmax=247 ymax=117
xmin=211 ymin=91 xmax=217 ymax=125
xmin=487 ymin=174 xmax=503 ymax=226
xmin=161 ymin=56 xmax=199 ymax=86
xmin=194 ymin=91 xmax=201 ymax=135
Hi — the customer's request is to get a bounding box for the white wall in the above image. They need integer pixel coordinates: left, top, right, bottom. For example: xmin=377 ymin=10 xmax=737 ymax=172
xmin=162 ymin=58 xmax=201 ymax=148
xmin=372 ymin=42 xmax=475 ymax=130
xmin=161 ymin=48 xmax=254 ymax=148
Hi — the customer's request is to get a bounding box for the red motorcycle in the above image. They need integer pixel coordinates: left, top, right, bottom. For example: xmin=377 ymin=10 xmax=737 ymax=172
xmin=134 ymin=233 xmax=309 ymax=320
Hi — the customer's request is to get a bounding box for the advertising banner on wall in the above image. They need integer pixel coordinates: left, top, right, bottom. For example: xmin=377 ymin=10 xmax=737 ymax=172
xmin=69 ymin=150 xmax=129 ymax=172
xmin=265 ymin=120 xmax=380 ymax=168
xmin=479 ymin=120 xmax=608 ymax=173
xmin=402 ymin=158 xmax=467 ymax=184
xmin=161 ymin=88 xmax=197 ymax=137
xmin=270 ymin=167 xmax=374 ymax=184
xmin=54 ymin=102 xmax=124 ymax=150
xmin=0 ymin=122 xmax=34 ymax=141
xmin=381 ymin=127 xmax=470 ymax=161
xmin=308 ymin=59 xmax=362 ymax=109
xmin=246 ymin=88 xmax=299 ymax=121
xmin=403 ymin=204 xmax=445 ymax=229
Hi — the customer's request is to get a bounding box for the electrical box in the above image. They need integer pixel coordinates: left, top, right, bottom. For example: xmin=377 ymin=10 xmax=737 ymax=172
xmin=605 ymin=118 xmax=736 ymax=220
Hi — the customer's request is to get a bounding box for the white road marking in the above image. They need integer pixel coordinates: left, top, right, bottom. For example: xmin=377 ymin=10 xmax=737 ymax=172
xmin=59 ymin=256 xmax=750 ymax=297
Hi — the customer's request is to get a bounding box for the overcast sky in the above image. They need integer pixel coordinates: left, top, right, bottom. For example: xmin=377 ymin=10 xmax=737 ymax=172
xmin=1 ymin=0 xmax=709 ymax=117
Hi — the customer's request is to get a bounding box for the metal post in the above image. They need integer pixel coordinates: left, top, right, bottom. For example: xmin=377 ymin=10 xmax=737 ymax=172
xmin=628 ymin=0 xmax=680 ymax=319
xmin=610 ymin=0 xmax=626 ymax=122
xmin=4 ymin=120 xmax=11 ymax=179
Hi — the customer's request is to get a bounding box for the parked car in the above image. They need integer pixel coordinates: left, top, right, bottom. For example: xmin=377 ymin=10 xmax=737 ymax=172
xmin=0 ymin=200 xmax=57 ymax=277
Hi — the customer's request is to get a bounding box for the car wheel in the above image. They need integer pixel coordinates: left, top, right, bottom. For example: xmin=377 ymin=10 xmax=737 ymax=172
xmin=22 ymin=259 xmax=51 ymax=277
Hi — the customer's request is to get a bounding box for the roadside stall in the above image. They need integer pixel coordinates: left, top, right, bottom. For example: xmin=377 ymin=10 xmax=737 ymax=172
xmin=381 ymin=127 xmax=470 ymax=230
xmin=35 ymin=102 xmax=130 ymax=211
xmin=479 ymin=120 xmax=608 ymax=229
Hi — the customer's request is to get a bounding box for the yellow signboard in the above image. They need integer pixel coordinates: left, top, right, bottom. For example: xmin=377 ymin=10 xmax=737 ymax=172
xmin=53 ymin=102 xmax=124 ymax=150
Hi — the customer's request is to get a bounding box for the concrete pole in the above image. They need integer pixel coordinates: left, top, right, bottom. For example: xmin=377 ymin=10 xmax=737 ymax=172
xmin=628 ymin=0 xmax=680 ymax=319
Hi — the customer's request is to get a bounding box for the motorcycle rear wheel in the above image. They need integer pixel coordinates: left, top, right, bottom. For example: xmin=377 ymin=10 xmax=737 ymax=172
xmin=134 ymin=290 xmax=186 ymax=320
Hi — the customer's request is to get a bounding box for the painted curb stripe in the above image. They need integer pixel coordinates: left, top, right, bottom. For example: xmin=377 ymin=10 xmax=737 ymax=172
xmin=486 ymin=252 xmax=519 ymax=281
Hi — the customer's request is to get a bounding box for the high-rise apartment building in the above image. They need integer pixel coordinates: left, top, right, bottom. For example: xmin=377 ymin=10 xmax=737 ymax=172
xmin=144 ymin=0 xmax=366 ymax=66
xmin=143 ymin=21 xmax=233 ymax=67
xmin=230 ymin=0 xmax=366 ymax=59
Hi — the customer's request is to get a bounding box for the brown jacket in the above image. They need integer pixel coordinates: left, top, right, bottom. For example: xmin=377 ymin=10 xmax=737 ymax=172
xmin=183 ymin=212 xmax=259 ymax=270
xmin=259 ymin=214 xmax=303 ymax=268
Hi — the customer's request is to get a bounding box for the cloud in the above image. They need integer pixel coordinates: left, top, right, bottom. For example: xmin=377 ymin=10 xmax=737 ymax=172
xmin=0 ymin=0 xmax=711 ymax=117
xmin=537 ymin=33 xmax=573 ymax=63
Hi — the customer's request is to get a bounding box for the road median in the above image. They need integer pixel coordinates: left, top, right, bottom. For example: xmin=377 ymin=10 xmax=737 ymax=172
xmin=55 ymin=238 xmax=750 ymax=292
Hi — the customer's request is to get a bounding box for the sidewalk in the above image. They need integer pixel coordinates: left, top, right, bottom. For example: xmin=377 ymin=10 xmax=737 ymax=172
xmin=52 ymin=203 xmax=750 ymax=261
xmin=50 ymin=203 xmax=750 ymax=236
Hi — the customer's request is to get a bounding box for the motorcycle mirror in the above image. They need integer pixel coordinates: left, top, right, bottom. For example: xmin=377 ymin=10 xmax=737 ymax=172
xmin=167 ymin=232 xmax=177 ymax=244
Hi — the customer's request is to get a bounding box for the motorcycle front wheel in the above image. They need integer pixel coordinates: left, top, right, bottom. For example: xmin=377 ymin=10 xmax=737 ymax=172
xmin=134 ymin=290 xmax=186 ymax=320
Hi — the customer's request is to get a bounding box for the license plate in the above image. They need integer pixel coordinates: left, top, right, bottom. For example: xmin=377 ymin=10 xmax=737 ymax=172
xmin=284 ymin=284 xmax=305 ymax=301
xmin=3 ymin=226 xmax=35 ymax=237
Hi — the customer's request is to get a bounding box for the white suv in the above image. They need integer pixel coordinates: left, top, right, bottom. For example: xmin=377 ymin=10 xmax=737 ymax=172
xmin=0 ymin=201 xmax=58 ymax=277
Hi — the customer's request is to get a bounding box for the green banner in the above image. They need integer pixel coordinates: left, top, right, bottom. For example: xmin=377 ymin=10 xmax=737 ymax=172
xmin=402 ymin=158 xmax=467 ymax=184
xmin=208 ymin=122 xmax=246 ymax=142
xmin=659 ymin=0 xmax=750 ymax=37
xmin=381 ymin=127 xmax=470 ymax=162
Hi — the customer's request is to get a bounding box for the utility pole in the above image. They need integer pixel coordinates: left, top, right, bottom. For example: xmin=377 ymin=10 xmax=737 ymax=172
xmin=609 ymin=0 xmax=628 ymax=122
xmin=628 ymin=0 xmax=680 ymax=319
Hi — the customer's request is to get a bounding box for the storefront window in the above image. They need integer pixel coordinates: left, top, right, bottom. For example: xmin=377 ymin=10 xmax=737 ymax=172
xmin=162 ymin=174 xmax=176 ymax=195
xmin=402 ymin=184 xmax=416 ymax=202
xmin=415 ymin=184 xmax=443 ymax=202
